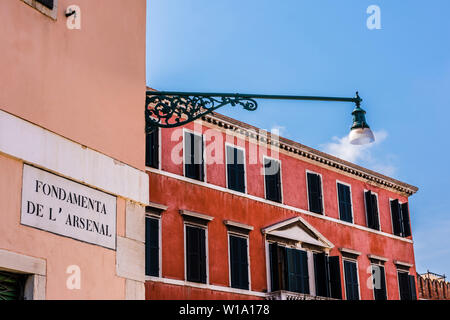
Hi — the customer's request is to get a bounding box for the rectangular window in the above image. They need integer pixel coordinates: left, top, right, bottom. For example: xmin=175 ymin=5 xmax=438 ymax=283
xmin=313 ymin=253 xmax=342 ymax=299
xmin=229 ymin=235 xmax=249 ymax=290
xmin=314 ymin=252 xmax=329 ymax=297
xmin=264 ymin=158 xmax=282 ymax=203
xmin=343 ymin=260 xmax=359 ymax=300
xmin=226 ymin=145 xmax=246 ymax=193
xmin=145 ymin=128 xmax=159 ymax=169
xmin=269 ymin=243 xmax=309 ymax=294
xmin=184 ymin=132 xmax=204 ymax=181
xmin=328 ymin=256 xmax=343 ymax=299
xmin=145 ymin=217 xmax=160 ymax=277
xmin=36 ymin=0 xmax=54 ymax=9
xmin=307 ymin=172 xmax=323 ymax=214
xmin=365 ymin=190 xmax=380 ymax=230
xmin=390 ymin=200 xmax=412 ymax=237
xmin=0 ymin=271 xmax=27 ymax=300
xmin=186 ymin=225 xmax=207 ymax=283
xmin=337 ymin=183 xmax=352 ymax=223
xmin=398 ymin=271 xmax=417 ymax=300
xmin=372 ymin=264 xmax=387 ymax=300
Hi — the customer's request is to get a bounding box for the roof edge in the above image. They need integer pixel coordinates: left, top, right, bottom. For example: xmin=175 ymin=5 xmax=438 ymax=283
xmin=202 ymin=112 xmax=418 ymax=196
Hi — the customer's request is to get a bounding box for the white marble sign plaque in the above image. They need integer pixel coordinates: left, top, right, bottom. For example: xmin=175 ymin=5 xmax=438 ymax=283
xmin=21 ymin=164 xmax=116 ymax=250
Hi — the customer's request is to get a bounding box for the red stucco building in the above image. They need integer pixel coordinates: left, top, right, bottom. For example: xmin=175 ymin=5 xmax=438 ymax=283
xmin=143 ymin=110 xmax=419 ymax=300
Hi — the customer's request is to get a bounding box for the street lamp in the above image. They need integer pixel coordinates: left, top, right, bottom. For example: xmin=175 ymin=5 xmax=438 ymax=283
xmin=145 ymin=90 xmax=375 ymax=145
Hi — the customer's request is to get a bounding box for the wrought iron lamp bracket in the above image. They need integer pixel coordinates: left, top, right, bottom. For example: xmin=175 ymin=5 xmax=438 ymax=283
xmin=145 ymin=91 xmax=257 ymax=133
xmin=145 ymin=90 xmax=362 ymax=133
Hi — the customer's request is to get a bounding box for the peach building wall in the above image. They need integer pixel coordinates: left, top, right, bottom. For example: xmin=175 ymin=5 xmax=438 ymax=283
xmin=0 ymin=0 xmax=148 ymax=299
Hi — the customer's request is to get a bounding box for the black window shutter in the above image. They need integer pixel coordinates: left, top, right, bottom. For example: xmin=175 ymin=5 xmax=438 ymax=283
xmin=371 ymin=193 xmax=380 ymax=230
xmin=235 ymin=148 xmax=246 ymax=193
xmin=240 ymin=237 xmax=249 ymax=289
xmin=365 ymin=191 xmax=379 ymax=230
xmin=184 ymin=133 xmax=194 ymax=178
xmin=199 ymin=227 xmax=207 ymax=283
xmin=286 ymin=249 xmax=309 ymax=294
xmin=145 ymin=129 xmax=159 ymax=168
xmin=314 ymin=252 xmax=329 ymax=297
xmin=344 ymin=261 xmax=353 ymax=299
xmin=365 ymin=191 xmax=373 ymax=228
xmin=194 ymin=134 xmax=204 ymax=181
xmin=328 ymin=256 xmax=342 ymax=299
xmin=186 ymin=226 xmax=206 ymax=283
xmin=286 ymin=249 xmax=297 ymax=292
xmin=265 ymin=159 xmax=282 ymax=203
xmin=391 ymin=200 xmax=403 ymax=236
xmin=401 ymin=203 xmax=412 ymax=237
xmin=409 ymin=275 xmax=417 ymax=300
xmin=308 ymin=173 xmax=323 ymax=214
xmin=337 ymin=184 xmax=345 ymax=221
xmin=37 ymin=0 xmax=54 ymax=9
xmin=186 ymin=226 xmax=197 ymax=282
xmin=344 ymin=260 xmax=359 ymax=300
xmin=338 ymin=184 xmax=352 ymax=223
xmin=373 ymin=265 xmax=387 ymax=300
xmin=145 ymin=217 xmax=159 ymax=277
xmin=226 ymin=146 xmax=235 ymax=190
xmin=269 ymin=243 xmax=280 ymax=291
xmin=230 ymin=236 xmax=249 ymax=290
xmin=227 ymin=147 xmax=245 ymax=193
xmin=185 ymin=133 xmax=204 ymax=181
xmin=299 ymin=250 xmax=309 ymax=294
xmin=398 ymin=271 xmax=411 ymax=300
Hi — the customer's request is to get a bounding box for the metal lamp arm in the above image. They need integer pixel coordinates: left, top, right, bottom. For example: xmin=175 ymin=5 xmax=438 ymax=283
xmin=145 ymin=90 xmax=362 ymax=132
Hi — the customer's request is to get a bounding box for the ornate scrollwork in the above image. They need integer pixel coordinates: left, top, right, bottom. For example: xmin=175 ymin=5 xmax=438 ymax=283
xmin=145 ymin=92 xmax=258 ymax=132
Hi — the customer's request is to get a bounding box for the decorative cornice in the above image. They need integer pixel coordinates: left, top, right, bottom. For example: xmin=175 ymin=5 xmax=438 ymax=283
xmin=367 ymin=254 xmax=389 ymax=262
xmin=223 ymin=220 xmax=254 ymax=231
xmin=394 ymin=260 xmax=414 ymax=268
xmin=339 ymin=247 xmax=362 ymax=257
xmin=179 ymin=209 xmax=214 ymax=222
xmin=201 ymin=113 xmax=418 ymax=197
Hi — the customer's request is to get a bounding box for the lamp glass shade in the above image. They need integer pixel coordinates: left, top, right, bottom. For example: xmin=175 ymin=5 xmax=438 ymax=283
xmin=349 ymin=127 xmax=375 ymax=145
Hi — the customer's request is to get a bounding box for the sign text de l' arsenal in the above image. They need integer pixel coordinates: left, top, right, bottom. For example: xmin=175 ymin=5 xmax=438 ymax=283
xmin=21 ymin=165 xmax=116 ymax=250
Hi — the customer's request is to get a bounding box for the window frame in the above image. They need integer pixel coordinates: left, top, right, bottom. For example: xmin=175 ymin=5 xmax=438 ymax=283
xmin=183 ymin=222 xmax=209 ymax=285
xmin=225 ymin=142 xmax=247 ymax=194
xmin=370 ymin=262 xmax=388 ymax=300
xmin=183 ymin=129 xmax=206 ymax=182
xmin=227 ymin=231 xmax=251 ymax=291
xmin=306 ymin=170 xmax=325 ymax=215
xmin=263 ymin=156 xmax=283 ymax=204
xmin=397 ymin=268 xmax=416 ymax=300
xmin=21 ymin=0 xmax=58 ymax=20
xmin=364 ymin=189 xmax=381 ymax=231
xmin=336 ymin=180 xmax=353 ymax=223
xmin=145 ymin=127 xmax=161 ymax=170
xmin=389 ymin=198 xmax=411 ymax=238
xmin=266 ymin=240 xmax=312 ymax=295
xmin=342 ymin=258 xmax=361 ymax=300
xmin=145 ymin=214 xmax=162 ymax=278
xmin=397 ymin=269 xmax=409 ymax=300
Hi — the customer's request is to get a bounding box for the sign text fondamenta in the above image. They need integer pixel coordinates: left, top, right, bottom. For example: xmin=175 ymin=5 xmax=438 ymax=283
xmin=21 ymin=165 xmax=117 ymax=250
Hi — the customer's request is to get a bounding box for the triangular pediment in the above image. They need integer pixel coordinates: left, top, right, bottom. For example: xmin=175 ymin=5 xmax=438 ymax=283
xmin=262 ymin=216 xmax=334 ymax=249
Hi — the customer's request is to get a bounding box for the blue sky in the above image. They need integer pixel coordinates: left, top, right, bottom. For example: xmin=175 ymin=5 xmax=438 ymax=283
xmin=146 ymin=0 xmax=450 ymax=276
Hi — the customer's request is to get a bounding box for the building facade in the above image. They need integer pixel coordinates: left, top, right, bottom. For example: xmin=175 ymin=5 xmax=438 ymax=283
xmin=1 ymin=0 xmax=421 ymax=301
xmin=418 ymin=271 xmax=450 ymax=300
xmin=0 ymin=0 xmax=148 ymax=299
xmin=144 ymin=112 xmax=419 ymax=300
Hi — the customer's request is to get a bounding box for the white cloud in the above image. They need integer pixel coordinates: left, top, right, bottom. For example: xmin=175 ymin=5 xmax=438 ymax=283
xmin=270 ymin=125 xmax=287 ymax=137
xmin=321 ymin=130 xmax=397 ymax=176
